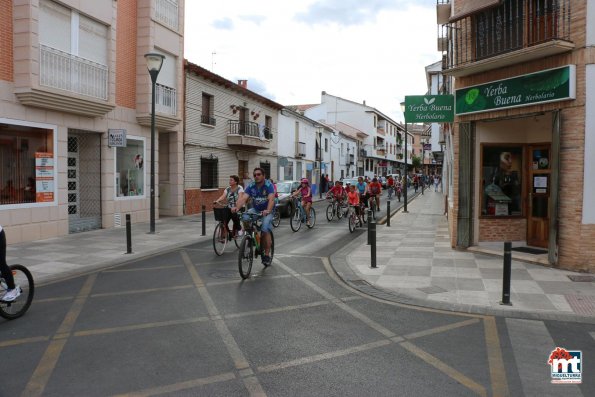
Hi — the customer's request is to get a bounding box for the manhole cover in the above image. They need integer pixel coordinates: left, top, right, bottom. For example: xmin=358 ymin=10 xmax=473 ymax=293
xmin=209 ymin=270 xmax=240 ymax=279
xmin=567 ymin=275 xmax=595 ymax=282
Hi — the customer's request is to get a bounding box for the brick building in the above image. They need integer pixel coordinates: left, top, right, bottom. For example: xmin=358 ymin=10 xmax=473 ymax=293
xmin=437 ymin=0 xmax=594 ymax=272
xmin=0 ymin=0 xmax=184 ymax=243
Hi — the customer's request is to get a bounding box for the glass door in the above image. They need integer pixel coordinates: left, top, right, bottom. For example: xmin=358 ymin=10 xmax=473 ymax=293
xmin=527 ymin=145 xmax=550 ymax=247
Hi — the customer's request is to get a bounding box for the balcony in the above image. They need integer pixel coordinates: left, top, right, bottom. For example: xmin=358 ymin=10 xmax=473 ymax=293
xmin=156 ymin=84 xmax=177 ymax=116
xmin=154 ymin=0 xmax=179 ymax=30
xmin=347 ymin=154 xmax=355 ymax=165
xmin=295 ymin=142 xmax=306 ymax=158
xmin=439 ymin=0 xmax=574 ymax=77
xmin=376 ymin=120 xmax=386 ymax=135
xmin=201 ymin=115 xmax=216 ymax=126
xmin=227 ymin=120 xmax=271 ymax=150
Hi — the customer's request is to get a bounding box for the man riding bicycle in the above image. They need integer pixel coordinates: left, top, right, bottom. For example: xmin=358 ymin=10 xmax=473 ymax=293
xmin=327 ymin=180 xmax=346 ymax=203
xmin=368 ymin=177 xmax=382 ymax=211
xmin=0 ymin=225 xmax=20 ymax=302
xmin=233 ymin=167 xmax=275 ymax=266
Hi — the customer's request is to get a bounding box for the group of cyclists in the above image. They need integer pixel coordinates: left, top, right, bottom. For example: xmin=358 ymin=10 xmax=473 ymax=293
xmin=324 ymin=176 xmax=387 ymax=226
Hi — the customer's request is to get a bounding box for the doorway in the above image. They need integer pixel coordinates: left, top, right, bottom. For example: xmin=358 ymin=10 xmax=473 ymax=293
xmin=527 ymin=144 xmax=551 ymax=247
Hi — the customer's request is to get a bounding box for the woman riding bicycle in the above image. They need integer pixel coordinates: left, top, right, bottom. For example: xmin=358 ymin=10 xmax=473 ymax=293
xmin=347 ymin=185 xmax=364 ymax=225
xmin=327 ymin=180 xmax=346 ymax=203
xmin=213 ymin=175 xmax=244 ymax=237
xmin=292 ymin=178 xmax=313 ymax=226
xmin=0 ymin=225 xmax=20 ymax=302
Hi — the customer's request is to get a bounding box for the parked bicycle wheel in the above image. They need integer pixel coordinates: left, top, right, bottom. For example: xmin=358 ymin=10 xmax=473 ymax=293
xmin=238 ymin=236 xmax=253 ymax=279
xmin=307 ymin=208 xmax=316 ymax=229
xmin=0 ymin=264 xmax=34 ymax=320
xmin=212 ymin=223 xmax=228 ymax=256
xmin=272 ymin=210 xmax=280 ymax=228
xmin=326 ymin=203 xmax=335 ymax=221
xmin=290 ymin=207 xmax=302 ymax=232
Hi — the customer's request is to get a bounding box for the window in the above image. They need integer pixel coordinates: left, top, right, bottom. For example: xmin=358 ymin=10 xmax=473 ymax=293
xmin=201 ymin=156 xmax=218 ymax=189
xmin=154 ymin=0 xmax=179 ymax=30
xmin=0 ymin=121 xmax=55 ymax=206
xmin=201 ymin=93 xmax=215 ymax=125
xmin=481 ymin=145 xmax=523 ymax=217
xmin=474 ymin=0 xmax=523 ymax=60
xmin=264 ymin=115 xmax=273 ymax=139
xmin=325 ymin=138 xmax=328 ymax=152
xmin=116 ymin=137 xmax=145 ymax=198
xmin=283 ymin=161 xmax=294 ymax=181
xmin=260 ymin=162 xmax=271 ymax=179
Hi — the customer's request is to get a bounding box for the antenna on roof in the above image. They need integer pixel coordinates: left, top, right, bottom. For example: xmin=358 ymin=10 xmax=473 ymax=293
xmin=211 ymin=51 xmax=217 ymax=71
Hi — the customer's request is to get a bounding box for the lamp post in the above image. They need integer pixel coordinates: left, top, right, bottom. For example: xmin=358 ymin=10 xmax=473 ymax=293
xmin=400 ymin=102 xmax=408 ymax=213
xmin=144 ymin=52 xmax=165 ymax=234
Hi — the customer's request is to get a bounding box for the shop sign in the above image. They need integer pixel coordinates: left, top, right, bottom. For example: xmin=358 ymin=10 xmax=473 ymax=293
xmin=35 ymin=152 xmax=54 ymax=202
xmin=456 ymin=65 xmax=576 ymax=115
xmin=404 ymin=95 xmax=454 ymax=123
xmin=423 ymin=144 xmax=432 ymax=151
xmin=108 ymin=129 xmax=127 ymax=147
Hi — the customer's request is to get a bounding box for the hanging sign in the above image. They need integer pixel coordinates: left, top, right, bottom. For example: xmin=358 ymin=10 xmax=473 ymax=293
xmin=35 ymin=152 xmax=54 ymax=202
xmin=404 ymin=95 xmax=454 ymax=123
xmin=108 ymin=129 xmax=127 ymax=147
xmin=456 ymin=65 xmax=576 ymax=115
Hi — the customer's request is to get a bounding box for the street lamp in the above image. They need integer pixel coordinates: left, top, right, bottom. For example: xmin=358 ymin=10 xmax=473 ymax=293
xmin=400 ymin=101 xmax=408 ymax=213
xmin=144 ymin=52 xmax=165 ymax=234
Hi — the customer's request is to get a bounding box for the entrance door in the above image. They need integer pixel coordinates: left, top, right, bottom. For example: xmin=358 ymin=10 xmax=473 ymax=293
xmin=527 ymin=144 xmax=550 ymax=247
xmin=238 ymin=160 xmax=249 ymax=188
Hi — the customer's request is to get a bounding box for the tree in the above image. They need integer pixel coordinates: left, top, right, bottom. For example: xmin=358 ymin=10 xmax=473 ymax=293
xmin=411 ymin=155 xmax=422 ymax=172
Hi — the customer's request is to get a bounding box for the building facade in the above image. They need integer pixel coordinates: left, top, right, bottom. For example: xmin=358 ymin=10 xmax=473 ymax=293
xmin=184 ymin=62 xmax=283 ymax=213
xmin=438 ymin=0 xmax=595 ymax=271
xmin=0 ymin=0 xmax=184 ymax=243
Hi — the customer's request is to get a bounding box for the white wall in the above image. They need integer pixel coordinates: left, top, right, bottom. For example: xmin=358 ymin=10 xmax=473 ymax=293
xmin=583 ymin=65 xmax=595 ymax=223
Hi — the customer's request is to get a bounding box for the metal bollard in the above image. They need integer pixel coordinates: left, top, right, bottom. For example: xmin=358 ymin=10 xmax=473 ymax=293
xmin=370 ymin=217 xmax=377 ymax=268
xmin=367 ymin=209 xmax=372 ymax=245
xmin=387 ymin=200 xmax=391 ymax=227
xmin=125 ymin=214 xmax=132 ymax=254
xmin=422 ymin=180 xmax=424 ymax=195
xmin=201 ymin=205 xmax=206 ymax=236
xmin=501 ymin=241 xmax=512 ymax=305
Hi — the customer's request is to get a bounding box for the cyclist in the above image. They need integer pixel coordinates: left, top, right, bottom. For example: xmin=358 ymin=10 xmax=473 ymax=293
xmin=368 ymin=177 xmax=382 ymax=211
xmin=355 ymin=176 xmax=367 ymax=207
xmin=327 ymin=180 xmax=346 ymax=203
xmin=213 ymin=175 xmax=244 ymax=237
xmin=386 ymin=175 xmax=394 ymax=199
xmin=346 ymin=184 xmax=364 ymax=226
xmin=0 ymin=225 xmax=20 ymax=302
xmin=233 ymin=167 xmax=275 ymax=266
xmin=291 ymin=178 xmax=313 ymax=226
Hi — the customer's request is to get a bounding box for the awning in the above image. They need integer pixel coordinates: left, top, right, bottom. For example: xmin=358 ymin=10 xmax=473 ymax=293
xmin=450 ymin=0 xmax=501 ymax=22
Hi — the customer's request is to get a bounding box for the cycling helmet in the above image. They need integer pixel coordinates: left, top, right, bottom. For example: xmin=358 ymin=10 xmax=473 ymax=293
xmin=301 ymin=178 xmax=309 ymax=185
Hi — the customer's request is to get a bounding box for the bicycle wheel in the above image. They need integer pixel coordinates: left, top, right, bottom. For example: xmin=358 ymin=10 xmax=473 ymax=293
xmin=348 ymin=213 xmax=356 ymax=233
xmin=212 ymin=223 xmax=227 ymax=256
xmin=238 ymin=236 xmax=253 ymax=279
xmin=290 ymin=207 xmax=302 ymax=232
xmin=370 ymin=201 xmax=376 ymax=220
xmin=272 ymin=210 xmax=281 ymax=228
xmin=0 ymin=265 xmax=34 ymax=320
xmin=337 ymin=203 xmax=345 ymax=220
xmin=263 ymin=231 xmax=274 ymax=267
xmin=307 ymin=208 xmax=316 ymax=228
xmin=326 ymin=204 xmax=334 ymax=221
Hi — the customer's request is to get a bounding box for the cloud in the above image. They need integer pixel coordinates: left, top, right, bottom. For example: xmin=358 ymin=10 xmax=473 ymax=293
xmin=212 ymin=17 xmax=234 ymax=30
xmin=239 ymin=15 xmax=267 ymax=25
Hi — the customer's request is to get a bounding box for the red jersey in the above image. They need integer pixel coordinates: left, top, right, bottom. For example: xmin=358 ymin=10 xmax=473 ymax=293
xmin=329 ymin=185 xmax=345 ymax=197
xmin=368 ymin=182 xmax=382 ymax=195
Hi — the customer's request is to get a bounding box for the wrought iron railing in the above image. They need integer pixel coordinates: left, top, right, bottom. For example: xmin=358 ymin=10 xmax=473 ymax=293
xmin=200 ymin=115 xmax=216 ymax=126
xmin=154 ymin=0 xmax=179 ymax=30
xmin=439 ymin=0 xmax=571 ymax=70
xmin=228 ymin=120 xmax=272 ymax=139
xmin=40 ymin=44 xmax=108 ymax=100
xmin=155 ymin=84 xmax=177 ymax=116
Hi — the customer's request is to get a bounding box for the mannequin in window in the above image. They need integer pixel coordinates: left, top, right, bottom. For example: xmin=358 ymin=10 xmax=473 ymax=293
xmin=492 ymin=151 xmax=521 ymax=213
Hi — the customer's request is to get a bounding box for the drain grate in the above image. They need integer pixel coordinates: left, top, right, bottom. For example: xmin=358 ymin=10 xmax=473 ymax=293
xmin=565 ymin=295 xmax=595 ymax=316
xmin=567 ymin=275 xmax=595 ymax=282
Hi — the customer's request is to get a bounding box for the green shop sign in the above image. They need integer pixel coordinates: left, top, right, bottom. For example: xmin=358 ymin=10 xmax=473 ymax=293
xmin=404 ymin=95 xmax=454 ymax=123
xmin=456 ymin=65 xmax=576 ymax=115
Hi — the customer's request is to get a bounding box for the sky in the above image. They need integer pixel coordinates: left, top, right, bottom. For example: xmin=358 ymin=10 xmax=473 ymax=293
xmin=184 ymin=0 xmax=439 ymax=122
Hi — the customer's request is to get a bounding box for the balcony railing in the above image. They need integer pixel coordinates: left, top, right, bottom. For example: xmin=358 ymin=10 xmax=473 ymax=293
xmin=296 ymin=142 xmax=306 ymax=157
xmin=439 ymin=0 xmax=571 ymax=70
xmin=228 ymin=120 xmax=272 ymax=139
xmin=200 ymin=115 xmax=216 ymax=126
xmin=40 ymin=44 xmax=108 ymax=100
xmin=155 ymin=0 xmax=179 ymax=30
xmin=155 ymin=84 xmax=177 ymax=116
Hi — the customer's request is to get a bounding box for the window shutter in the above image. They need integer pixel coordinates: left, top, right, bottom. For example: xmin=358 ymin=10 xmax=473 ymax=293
xmin=39 ymin=0 xmax=72 ymax=52
xmin=78 ymin=14 xmax=108 ymax=65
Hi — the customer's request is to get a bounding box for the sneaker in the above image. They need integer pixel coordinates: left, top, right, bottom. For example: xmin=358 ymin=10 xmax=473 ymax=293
xmin=261 ymin=255 xmax=271 ymax=266
xmin=1 ymin=287 xmax=21 ymax=302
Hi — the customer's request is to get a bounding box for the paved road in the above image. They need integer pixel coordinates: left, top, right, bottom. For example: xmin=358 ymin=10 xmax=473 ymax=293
xmin=1 ymin=201 xmax=593 ymax=396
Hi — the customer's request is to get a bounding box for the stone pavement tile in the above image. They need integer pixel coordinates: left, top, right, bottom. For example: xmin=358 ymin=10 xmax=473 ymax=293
xmin=456 ymin=278 xmax=485 ymax=291
xmin=509 ymin=269 xmax=535 ymax=280
xmin=482 ymin=279 xmax=503 ymax=293
xmin=406 ymin=266 xmax=432 ymax=277
xmin=433 ymin=242 xmax=451 ymax=247
xmin=479 ymin=268 xmax=503 ymax=279
xmin=28 ymin=261 xmax=85 ymax=273
xmin=432 ymin=258 xmax=455 ymax=266
xmin=392 ymin=251 xmax=434 ymax=259
xmin=512 ymin=293 xmax=557 ymax=311
xmin=476 ymin=259 xmax=502 ymax=269
xmin=430 ymin=267 xmax=456 ymax=278
xmin=382 ymin=266 xmax=410 ymax=276
xmin=26 ymin=243 xmax=74 ymax=251
xmin=386 ymin=258 xmax=432 ymax=267
xmin=526 ymin=268 xmax=573 ymax=282
xmin=453 ymin=259 xmax=477 ymax=268
xmin=427 ymin=291 xmax=459 ymax=304
xmin=511 ymin=280 xmax=545 ymax=294
xmin=24 ymin=252 xmax=81 ymax=261
xmin=546 ymin=294 xmax=574 ymax=312
xmin=457 ymin=291 xmax=490 ymax=306
xmin=375 ymin=275 xmax=431 ymax=289
xmin=354 ymin=264 xmax=387 ymax=276
xmin=455 ymin=268 xmax=482 ymax=279
xmin=430 ymin=277 xmax=457 ymax=290
xmin=538 ymin=281 xmax=595 ymax=296
xmin=451 ymin=251 xmax=477 ymax=259
xmin=433 ymin=247 xmax=454 ymax=253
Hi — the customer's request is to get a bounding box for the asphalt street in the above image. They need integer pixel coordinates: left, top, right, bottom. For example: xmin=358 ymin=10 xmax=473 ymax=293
xmin=1 ymin=200 xmax=593 ymax=396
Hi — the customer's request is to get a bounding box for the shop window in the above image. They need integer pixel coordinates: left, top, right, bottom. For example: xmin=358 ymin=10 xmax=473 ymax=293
xmin=481 ymin=145 xmax=522 ymax=216
xmin=0 ymin=122 xmax=55 ymax=205
xmin=116 ymin=138 xmax=145 ymax=198
xmin=201 ymin=155 xmax=218 ymax=189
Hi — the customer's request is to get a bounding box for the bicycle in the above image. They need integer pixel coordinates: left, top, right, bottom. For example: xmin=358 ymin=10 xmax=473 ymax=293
xmin=325 ymin=196 xmax=346 ymax=221
xmin=290 ymin=197 xmax=316 ymax=231
xmin=238 ymin=211 xmax=275 ymax=279
xmin=367 ymin=194 xmax=378 ymax=220
xmin=212 ymin=202 xmax=242 ymax=256
xmin=0 ymin=264 xmax=34 ymax=320
xmin=272 ymin=203 xmax=281 ymax=228
xmin=347 ymin=204 xmax=365 ymax=233
xmin=396 ymin=185 xmax=402 ymax=202
xmin=387 ymin=185 xmax=394 ymax=200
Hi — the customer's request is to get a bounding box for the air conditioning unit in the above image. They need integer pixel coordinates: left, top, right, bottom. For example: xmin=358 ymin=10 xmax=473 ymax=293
xmin=360 ymin=149 xmax=367 ymax=157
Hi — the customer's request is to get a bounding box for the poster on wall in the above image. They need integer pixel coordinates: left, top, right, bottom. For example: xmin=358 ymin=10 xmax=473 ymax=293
xmin=35 ymin=152 xmax=54 ymax=202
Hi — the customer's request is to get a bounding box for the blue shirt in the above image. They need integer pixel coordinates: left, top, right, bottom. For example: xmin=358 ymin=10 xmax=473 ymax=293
xmin=356 ymin=182 xmax=367 ymax=194
xmin=244 ymin=180 xmax=275 ymax=212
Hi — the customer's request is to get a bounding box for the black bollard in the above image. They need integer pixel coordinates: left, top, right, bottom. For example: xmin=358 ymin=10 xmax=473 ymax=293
xmin=370 ymin=217 xmax=377 ymax=268
xmin=125 ymin=214 xmax=132 ymax=254
xmin=501 ymin=241 xmax=512 ymax=305
xmin=367 ymin=209 xmax=372 ymax=245
xmin=387 ymin=200 xmax=391 ymax=227
xmin=201 ymin=205 xmax=206 ymax=236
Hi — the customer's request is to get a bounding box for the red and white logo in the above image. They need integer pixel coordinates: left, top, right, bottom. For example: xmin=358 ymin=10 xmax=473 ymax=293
xmin=548 ymin=347 xmax=582 ymax=384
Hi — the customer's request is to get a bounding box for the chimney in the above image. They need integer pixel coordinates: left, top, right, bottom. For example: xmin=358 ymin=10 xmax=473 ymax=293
xmin=238 ymin=79 xmax=247 ymax=88
xmin=363 ymin=100 xmax=366 ymax=106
